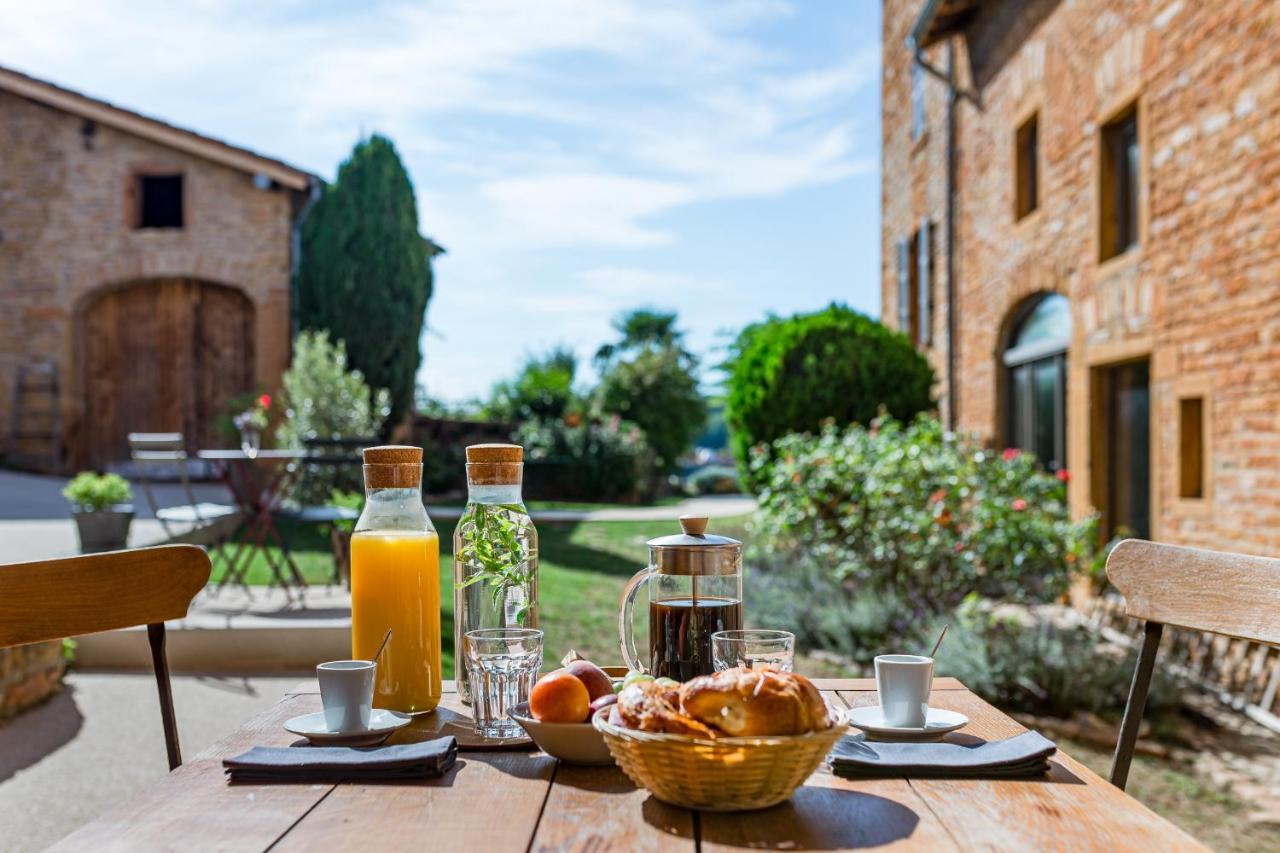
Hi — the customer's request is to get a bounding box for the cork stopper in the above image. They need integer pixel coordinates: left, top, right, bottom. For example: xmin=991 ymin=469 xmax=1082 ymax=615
xmin=466 ymin=443 xmax=523 ymax=486
xmin=466 ymin=444 xmax=523 ymax=464
xmin=362 ymin=445 xmax=423 ymax=489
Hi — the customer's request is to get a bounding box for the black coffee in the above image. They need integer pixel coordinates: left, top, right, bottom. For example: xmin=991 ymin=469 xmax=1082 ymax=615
xmin=649 ymin=597 xmax=743 ymax=681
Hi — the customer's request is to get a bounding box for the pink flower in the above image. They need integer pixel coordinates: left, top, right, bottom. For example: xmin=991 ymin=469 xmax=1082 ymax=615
xmin=1056 ymin=469 xmax=1071 ymax=483
xmin=929 ymin=488 xmax=948 ymax=504
xmin=258 ymin=394 xmax=272 ymax=408
xmin=1012 ymin=498 xmax=1028 ymax=511
xmin=954 ymin=542 xmax=964 ymax=553
xmin=1002 ymin=448 xmax=1021 ymax=461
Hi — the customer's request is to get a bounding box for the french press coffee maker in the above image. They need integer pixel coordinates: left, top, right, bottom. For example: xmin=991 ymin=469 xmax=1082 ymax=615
xmin=619 ymin=516 xmax=744 ymax=680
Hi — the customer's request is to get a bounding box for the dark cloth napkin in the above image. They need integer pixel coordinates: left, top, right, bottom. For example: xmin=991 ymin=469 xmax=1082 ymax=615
xmin=223 ymin=737 xmax=458 ymax=783
xmin=830 ymin=730 xmax=1056 ymax=780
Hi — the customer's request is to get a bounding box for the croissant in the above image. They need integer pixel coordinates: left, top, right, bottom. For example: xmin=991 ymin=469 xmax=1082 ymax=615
xmin=679 ymin=668 xmax=831 ymax=737
xmin=617 ymin=680 xmax=718 ymax=738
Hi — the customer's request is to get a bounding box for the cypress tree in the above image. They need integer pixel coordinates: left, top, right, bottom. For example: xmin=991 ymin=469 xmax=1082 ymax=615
xmin=295 ymin=134 xmax=434 ymax=428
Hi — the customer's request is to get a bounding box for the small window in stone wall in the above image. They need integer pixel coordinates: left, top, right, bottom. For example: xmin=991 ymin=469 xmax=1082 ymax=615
xmin=1178 ymin=396 xmax=1204 ymax=499
xmin=1099 ymin=103 xmax=1140 ymax=261
xmin=1015 ymin=112 xmax=1039 ymax=219
xmin=136 ymin=174 xmax=184 ymax=229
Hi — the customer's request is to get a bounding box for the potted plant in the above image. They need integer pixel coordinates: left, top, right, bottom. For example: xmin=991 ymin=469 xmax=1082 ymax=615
xmin=233 ymin=393 xmax=272 ymax=456
xmin=63 ymin=472 xmax=134 ymax=553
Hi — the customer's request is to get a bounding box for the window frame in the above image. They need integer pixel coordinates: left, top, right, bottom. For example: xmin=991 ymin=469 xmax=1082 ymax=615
xmin=910 ymin=63 xmax=926 ymax=141
xmin=129 ymin=167 xmax=188 ymax=231
xmin=1003 ymin=294 xmax=1071 ymax=472
xmin=1097 ymin=98 xmax=1144 ymax=265
xmin=1014 ymin=111 xmax=1040 ymax=221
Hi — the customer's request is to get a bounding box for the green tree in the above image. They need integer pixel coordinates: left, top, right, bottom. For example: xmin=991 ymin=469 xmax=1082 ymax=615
xmin=723 ymin=304 xmax=935 ymax=491
xmin=595 ymin=310 xmax=707 ymax=479
xmin=295 ymin=134 xmax=433 ymax=428
xmin=486 ymin=347 xmax=580 ymax=422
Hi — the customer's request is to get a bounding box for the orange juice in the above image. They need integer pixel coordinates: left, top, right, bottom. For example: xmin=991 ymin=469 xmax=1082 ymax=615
xmin=351 ymin=530 xmax=442 ymax=713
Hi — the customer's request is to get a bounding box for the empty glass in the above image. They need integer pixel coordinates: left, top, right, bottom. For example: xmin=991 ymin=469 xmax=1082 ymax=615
xmin=712 ymin=629 xmax=796 ymax=672
xmin=464 ymin=628 xmax=543 ymax=739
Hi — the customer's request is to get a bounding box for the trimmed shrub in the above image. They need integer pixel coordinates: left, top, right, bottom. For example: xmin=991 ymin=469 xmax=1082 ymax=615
xmin=724 ymin=305 xmax=934 ymax=490
xmin=685 ymin=465 xmax=741 ymax=495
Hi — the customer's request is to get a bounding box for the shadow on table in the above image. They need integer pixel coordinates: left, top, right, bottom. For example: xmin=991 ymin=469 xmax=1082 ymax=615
xmin=0 ymin=685 xmax=84 ymax=783
xmin=697 ymin=786 xmax=922 ymax=850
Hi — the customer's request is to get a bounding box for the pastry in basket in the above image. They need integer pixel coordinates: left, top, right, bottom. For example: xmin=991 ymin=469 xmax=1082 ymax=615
xmin=680 ymin=668 xmax=831 ymax=737
xmin=617 ymin=680 xmax=717 ymax=738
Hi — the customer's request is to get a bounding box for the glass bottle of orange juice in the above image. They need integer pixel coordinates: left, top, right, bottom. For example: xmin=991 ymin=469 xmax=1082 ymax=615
xmin=350 ymin=445 xmax=441 ymax=714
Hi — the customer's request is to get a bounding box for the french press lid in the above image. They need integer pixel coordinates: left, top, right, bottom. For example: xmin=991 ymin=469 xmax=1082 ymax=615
xmin=646 ymin=516 xmax=743 ymax=576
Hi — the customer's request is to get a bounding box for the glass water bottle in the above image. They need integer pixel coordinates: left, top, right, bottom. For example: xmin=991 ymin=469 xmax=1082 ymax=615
xmin=350 ymin=445 xmax=442 ymax=714
xmin=454 ymin=444 xmax=539 ymax=704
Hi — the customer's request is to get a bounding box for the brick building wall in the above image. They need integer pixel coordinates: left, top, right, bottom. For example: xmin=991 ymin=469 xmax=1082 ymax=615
xmin=0 ymin=84 xmax=309 ymax=468
xmin=882 ymin=0 xmax=1280 ymax=555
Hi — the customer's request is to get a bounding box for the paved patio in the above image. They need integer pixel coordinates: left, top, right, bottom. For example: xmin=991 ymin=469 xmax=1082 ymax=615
xmin=0 ymin=672 xmax=297 ymax=852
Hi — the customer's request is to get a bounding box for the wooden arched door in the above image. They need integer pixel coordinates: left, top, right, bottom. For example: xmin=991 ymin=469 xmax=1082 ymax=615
xmin=79 ymin=279 xmax=255 ymax=469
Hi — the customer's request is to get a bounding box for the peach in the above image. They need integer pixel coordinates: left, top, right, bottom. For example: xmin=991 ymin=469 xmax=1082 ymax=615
xmin=565 ymin=660 xmax=614 ymax=701
xmin=529 ymin=669 xmax=591 ymax=723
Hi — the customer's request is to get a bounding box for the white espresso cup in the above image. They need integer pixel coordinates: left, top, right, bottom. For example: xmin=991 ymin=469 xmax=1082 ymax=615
xmin=317 ymin=660 xmax=376 ymax=733
xmin=874 ymin=654 xmax=935 ymax=728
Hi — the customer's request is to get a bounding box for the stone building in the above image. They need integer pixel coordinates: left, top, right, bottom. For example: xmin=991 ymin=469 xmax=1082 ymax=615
xmin=881 ymin=0 xmax=1280 ymax=554
xmin=0 ymin=64 xmax=318 ymax=471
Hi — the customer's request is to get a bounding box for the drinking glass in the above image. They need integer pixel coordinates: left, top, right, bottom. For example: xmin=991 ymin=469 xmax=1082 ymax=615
xmin=712 ymin=629 xmax=796 ymax=672
xmin=464 ymin=628 xmax=543 ymax=739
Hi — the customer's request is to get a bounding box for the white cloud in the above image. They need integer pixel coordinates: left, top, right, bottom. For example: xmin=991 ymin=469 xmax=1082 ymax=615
xmin=0 ymin=0 xmax=875 ymax=251
xmin=0 ymin=0 xmax=879 ymax=399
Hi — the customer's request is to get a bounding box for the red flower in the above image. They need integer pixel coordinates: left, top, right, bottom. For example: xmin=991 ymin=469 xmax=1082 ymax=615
xmin=929 ymin=488 xmax=948 ymax=504
xmin=1012 ymin=498 xmax=1028 ymax=511
xmin=1002 ymin=448 xmax=1021 ymax=461
xmin=258 ymin=393 xmax=272 ymax=408
xmin=1056 ymin=469 xmax=1071 ymax=482
xmin=953 ymin=542 xmax=964 ymax=553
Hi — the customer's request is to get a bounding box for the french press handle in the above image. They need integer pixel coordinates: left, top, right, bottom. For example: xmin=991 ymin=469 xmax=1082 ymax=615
xmin=618 ymin=568 xmax=649 ymax=673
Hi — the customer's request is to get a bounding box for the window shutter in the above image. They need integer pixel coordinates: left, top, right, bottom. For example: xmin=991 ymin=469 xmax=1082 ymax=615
xmin=917 ymin=219 xmax=931 ymax=346
xmin=896 ymin=238 xmax=910 ymax=334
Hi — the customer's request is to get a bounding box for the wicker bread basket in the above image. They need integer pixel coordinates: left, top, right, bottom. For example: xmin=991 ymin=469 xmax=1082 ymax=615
xmin=592 ymin=703 xmax=848 ymax=811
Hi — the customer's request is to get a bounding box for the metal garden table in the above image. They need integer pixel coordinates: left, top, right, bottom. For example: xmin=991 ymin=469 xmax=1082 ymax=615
xmin=50 ymin=678 xmax=1206 ymax=851
xmin=196 ymin=449 xmax=310 ymax=594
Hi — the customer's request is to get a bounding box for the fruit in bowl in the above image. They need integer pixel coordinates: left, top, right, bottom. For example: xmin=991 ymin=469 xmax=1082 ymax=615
xmin=514 ymin=655 xmax=623 ymax=765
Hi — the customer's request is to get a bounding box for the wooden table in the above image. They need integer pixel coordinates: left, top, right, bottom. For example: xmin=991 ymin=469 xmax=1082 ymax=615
xmin=53 ymin=679 xmax=1206 ymax=852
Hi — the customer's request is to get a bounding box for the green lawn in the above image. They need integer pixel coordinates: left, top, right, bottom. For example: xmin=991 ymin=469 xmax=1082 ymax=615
xmin=212 ymin=514 xmax=751 ymax=678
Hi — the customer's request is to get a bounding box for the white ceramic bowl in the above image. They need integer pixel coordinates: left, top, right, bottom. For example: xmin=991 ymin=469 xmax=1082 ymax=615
xmin=512 ymin=701 xmax=616 ymax=766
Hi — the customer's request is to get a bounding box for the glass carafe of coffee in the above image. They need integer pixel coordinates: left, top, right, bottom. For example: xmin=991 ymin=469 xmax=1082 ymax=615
xmin=619 ymin=516 xmax=743 ymax=680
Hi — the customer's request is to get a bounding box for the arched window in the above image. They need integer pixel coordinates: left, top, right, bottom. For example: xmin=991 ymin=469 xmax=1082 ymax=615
xmin=1004 ymin=294 xmax=1070 ymax=471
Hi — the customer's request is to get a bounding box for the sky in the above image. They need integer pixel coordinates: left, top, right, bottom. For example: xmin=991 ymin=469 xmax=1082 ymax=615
xmin=0 ymin=0 xmax=883 ymax=402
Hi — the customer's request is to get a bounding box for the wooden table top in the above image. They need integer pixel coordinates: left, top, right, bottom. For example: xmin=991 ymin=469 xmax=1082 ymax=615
xmin=52 ymin=679 xmax=1206 ymax=852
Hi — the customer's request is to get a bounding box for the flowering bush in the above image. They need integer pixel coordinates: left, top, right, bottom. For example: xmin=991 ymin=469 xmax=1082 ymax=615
xmin=516 ymin=415 xmax=651 ymax=502
xmin=751 ymin=415 xmax=1096 ymax=617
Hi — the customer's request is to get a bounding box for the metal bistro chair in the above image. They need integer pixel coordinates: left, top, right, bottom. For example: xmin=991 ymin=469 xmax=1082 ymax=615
xmin=129 ymin=433 xmax=241 ymax=574
xmin=1106 ymin=538 xmax=1280 ymax=789
xmin=274 ymin=437 xmax=370 ymax=585
xmin=0 ymin=545 xmax=211 ymax=770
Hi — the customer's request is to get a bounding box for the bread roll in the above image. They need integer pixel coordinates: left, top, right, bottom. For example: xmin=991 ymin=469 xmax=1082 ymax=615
xmin=679 ymin=668 xmax=830 ymax=737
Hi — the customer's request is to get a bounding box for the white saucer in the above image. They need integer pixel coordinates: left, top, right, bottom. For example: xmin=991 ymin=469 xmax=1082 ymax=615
xmin=284 ymin=709 xmax=413 ymax=746
xmin=848 ymin=706 xmax=968 ymax=741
